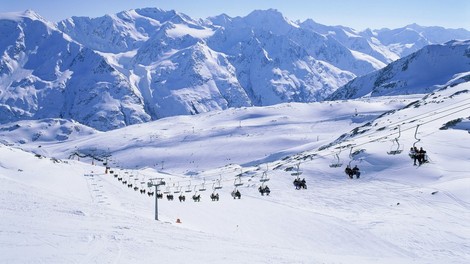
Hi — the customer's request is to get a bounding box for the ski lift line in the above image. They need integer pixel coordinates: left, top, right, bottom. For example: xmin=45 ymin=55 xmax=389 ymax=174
xmin=334 ymin=102 xmax=470 ymax=149
xmin=142 ymin=174 xmax=252 ymax=193
xmin=79 ymin=99 xmax=469 ymax=173
xmin=113 ymin=102 xmax=470 ymax=185
xmin=328 ymin=101 xmax=470 ymax=147
xmin=327 ymin=103 xmax=470 ymax=152
xmin=289 ymin=103 xmax=470 ymax=167
xmin=202 ymin=103 xmax=468 ymax=178
xmin=160 ymin=98 xmax=467 ymax=144
xmin=354 ymin=105 xmax=470 ymax=149
xmin=281 ymin=104 xmax=470 ymax=168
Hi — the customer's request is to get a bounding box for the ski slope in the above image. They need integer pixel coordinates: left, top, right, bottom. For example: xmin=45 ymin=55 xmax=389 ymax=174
xmin=1 ymin=82 xmax=469 ymax=263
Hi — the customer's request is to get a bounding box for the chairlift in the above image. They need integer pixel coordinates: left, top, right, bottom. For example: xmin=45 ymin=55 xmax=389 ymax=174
xmin=411 ymin=124 xmax=430 ymax=164
xmin=290 ymin=163 xmax=302 ymax=179
xmin=329 ymin=152 xmax=343 ymax=168
xmin=139 ymin=181 xmax=147 ymax=194
xmin=199 ymin=178 xmax=207 ymax=192
xmin=231 ymin=176 xmax=243 ymax=199
xmin=133 ymin=178 xmax=139 ymax=191
xmin=260 ymin=171 xmax=270 ymax=183
xmin=258 ymin=171 xmax=271 ymax=195
xmin=387 ymin=125 xmax=403 ymax=155
xmin=163 ymin=185 xmax=171 ymax=194
xmin=234 ymin=176 xmax=243 ymax=187
xmin=213 ymin=175 xmax=223 ymax=190
xmin=174 ymin=183 xmax=181 ymax=194
xmin=345 ymin=147 xmax=362 ymax=179
xmin=185 ymin=181 xmax=192 ymax=193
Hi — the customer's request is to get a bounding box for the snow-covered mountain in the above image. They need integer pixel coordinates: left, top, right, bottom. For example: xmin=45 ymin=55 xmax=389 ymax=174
xmin=1 ymin=8 xmax=469 ymax=130
xmin=371 ymin=23 xmax=470 ymax=57
xmin=327 ymin=40 xmax=470 ymax=100
xmin=0 ymin=11 xmax=151 ymax=131
xmin=303 ymin=21 xmax=470 ymax=63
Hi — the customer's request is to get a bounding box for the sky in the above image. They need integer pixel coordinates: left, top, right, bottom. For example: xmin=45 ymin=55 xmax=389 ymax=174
xmin=0 ymin=0 xmax=469 ymax=30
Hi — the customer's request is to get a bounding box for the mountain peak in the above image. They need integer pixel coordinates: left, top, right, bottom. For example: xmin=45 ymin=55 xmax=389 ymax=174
xmin=22 ymin=9 xmax=45 ymax=21
xmin=0 ymin=9 xmax=47 ymax=23
xmin=245 ymin=8 xmax=289 ymax=23
xmin=242 ymin=8 xmax=299 ymax=34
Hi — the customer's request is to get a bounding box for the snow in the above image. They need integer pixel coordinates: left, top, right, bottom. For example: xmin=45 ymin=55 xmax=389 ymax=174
xmin=350 ymin=49 xmax=387 ymax=69
xmin=1 ymin=81 xmax=470 ymax=263
xmin=0 ymin=12 xmax=26 ymax=22
xmin=166 ymin=23 xmax=214 ymax=39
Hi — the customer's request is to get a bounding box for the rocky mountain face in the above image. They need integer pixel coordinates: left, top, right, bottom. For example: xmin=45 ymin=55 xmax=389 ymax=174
xmin=1 ymin=8 xmax=469 ymax=130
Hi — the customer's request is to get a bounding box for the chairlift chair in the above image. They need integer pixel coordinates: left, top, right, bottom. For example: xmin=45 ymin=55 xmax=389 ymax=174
xmin=329 ymin=153 xmax=343 ymax=168
xmin=387 ymin=125 xmax=403 ymax=155
xmin=212 ymin=183 xmax=222 ymax=192
xmin=199 ymin=178 xmax=207 ymax=192
xmin=231 ymin=176 xmax=243 ymax=199
xmin=133 ymin=179 xmax=139 ymax=191
xmin=185 ymin=181 xmax=192 ymax=193
xmin=387 ymin=138 xmax=403 ymax=155
xmin=213 ymin=177 xmax=223 ymax=190
xmin=411 ymin=124 xmax=430 ymax=164
xmin=163 ymin=186 xmax=171 ymax=194
xmin=174 ymin=185 xmax=181 ymax=194
xmin=234 ymin=176 xmax=243 ymax=187
xmin=290 ymin=163 xmax=302 ymax=179
xmin=260 ymin=171 xmax=270 ymax=183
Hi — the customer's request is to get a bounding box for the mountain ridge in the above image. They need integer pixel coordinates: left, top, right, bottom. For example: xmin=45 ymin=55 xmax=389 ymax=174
xmin=1 ymin=8 xmax=470 ymax=130
xmin=328 ymin=40 xmax=470 ymax=100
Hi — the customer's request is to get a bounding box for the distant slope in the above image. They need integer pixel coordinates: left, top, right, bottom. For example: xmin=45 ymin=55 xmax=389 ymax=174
xmin=0 ymin=118 xmax=97 ymax=146
xmin=327 ymin=40 xmax=470 ymax=100
xmin=371 ymin=23 xmax=470 ymax=57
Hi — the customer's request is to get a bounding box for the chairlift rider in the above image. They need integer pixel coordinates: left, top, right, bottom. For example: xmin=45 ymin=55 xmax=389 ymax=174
xmin=258 ymin=185 xmax=271 ymax=196
xmin=345 ymin=165 xmax=360 ymax=179
xmin=409 ymin=146 xmax=428 ymax=165
xmin=231 ymin=189 xmax=241 ymax=199
xmin=293 ymin=178 xmax=307 ymax=189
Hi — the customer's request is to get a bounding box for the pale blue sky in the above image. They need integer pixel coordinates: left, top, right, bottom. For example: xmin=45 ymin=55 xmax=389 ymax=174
xmin=1 ymin=0 xmax=469 ymax=30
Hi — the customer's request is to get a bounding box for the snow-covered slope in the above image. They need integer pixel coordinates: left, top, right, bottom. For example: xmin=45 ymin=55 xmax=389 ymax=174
xmin=1 ymin=80 xmax=469 ymax=263
xmin=0 ymin=118 xmax=97 ymax=146
xmin=328 ymin=40 xmax=470 ymax=100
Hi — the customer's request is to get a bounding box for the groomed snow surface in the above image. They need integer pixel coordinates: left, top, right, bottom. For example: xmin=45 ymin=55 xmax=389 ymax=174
xmin=1 ymin=83 xmax=470 ymax=263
